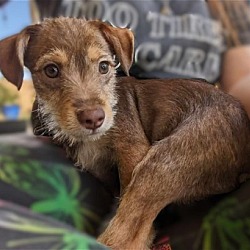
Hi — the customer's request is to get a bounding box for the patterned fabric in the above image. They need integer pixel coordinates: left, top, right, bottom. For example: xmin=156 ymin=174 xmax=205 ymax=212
xmin=0 ymin=133 xmax=113 ymax=248
xmin=153 ymin=237 xmax=172 ymax=250
xmin=0 ymin=200 xmax=107 ymax=249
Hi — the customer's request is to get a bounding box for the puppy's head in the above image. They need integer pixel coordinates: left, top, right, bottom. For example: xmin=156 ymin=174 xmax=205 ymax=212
xmin=0 ymin=17 xmax=134 ymax=143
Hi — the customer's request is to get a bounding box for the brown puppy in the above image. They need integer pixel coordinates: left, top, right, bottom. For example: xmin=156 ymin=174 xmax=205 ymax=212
xmin=0 ymin=17 xmax=250 ymax=249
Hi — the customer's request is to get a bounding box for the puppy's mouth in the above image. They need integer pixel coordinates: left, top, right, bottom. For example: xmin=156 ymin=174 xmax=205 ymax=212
xmin=83 ymin=128 xmax=106 ymax=141
xmin=82 ymin=126 xmax=104 ymax=136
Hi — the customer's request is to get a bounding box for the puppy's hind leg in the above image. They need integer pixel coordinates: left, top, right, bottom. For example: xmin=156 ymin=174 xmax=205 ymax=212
xmin=98 ymin=115 xmax=250 ymax=249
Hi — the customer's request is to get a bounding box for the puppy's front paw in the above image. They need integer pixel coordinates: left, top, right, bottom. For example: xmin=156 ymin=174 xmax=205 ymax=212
xmin=98 ymin=232 xmax=150 ymax=250
xmin=97 ymin=233 xmax=119 ymax=249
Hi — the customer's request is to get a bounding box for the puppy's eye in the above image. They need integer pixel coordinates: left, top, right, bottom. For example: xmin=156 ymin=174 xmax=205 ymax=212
xmin=99 ymin=61 xmax=109 ymax=74
xmin=44 ymin=64 xmax=59 ymax=78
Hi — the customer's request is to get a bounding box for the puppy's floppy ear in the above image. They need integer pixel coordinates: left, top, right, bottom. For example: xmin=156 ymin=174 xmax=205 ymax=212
xmin=91 ymin=21 xmax=134 ymax=76
xmin=0 ymin=24 xmax=40 ymax=90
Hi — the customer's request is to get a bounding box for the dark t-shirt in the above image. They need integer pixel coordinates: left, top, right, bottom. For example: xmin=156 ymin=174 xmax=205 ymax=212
xmin=35 ymin=0 xmax=225 ymax=82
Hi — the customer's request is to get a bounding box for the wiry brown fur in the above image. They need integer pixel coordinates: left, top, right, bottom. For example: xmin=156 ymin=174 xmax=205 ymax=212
xmin=1 ymin=17 xmax=250 ymax=250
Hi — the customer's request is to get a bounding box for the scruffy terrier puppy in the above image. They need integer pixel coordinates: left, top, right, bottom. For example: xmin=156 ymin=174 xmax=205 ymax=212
xmin=0 ymin=17 xmax=250 ymax=250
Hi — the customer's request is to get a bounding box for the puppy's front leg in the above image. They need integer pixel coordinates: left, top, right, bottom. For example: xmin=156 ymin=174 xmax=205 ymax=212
xmin=98 ymin=145 xmax=171 ymax=250
xmin=115 ymin=138 xmax=150 ymax=192
xmin=113 ymin=109 xmax=150 ymax=192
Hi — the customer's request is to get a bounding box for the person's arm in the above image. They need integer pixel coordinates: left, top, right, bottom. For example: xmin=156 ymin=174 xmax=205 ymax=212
xmin=208 ymin=0 xmax=250 ymax=118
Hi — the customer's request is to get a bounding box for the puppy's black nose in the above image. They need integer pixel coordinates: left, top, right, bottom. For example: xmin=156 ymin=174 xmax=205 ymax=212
xmin=77 ymin=108 xmax=105 ymax=130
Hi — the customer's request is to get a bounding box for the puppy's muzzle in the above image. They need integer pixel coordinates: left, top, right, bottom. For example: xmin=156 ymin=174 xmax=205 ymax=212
xmin=76 ymin=108 xmax=105 ymax=130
